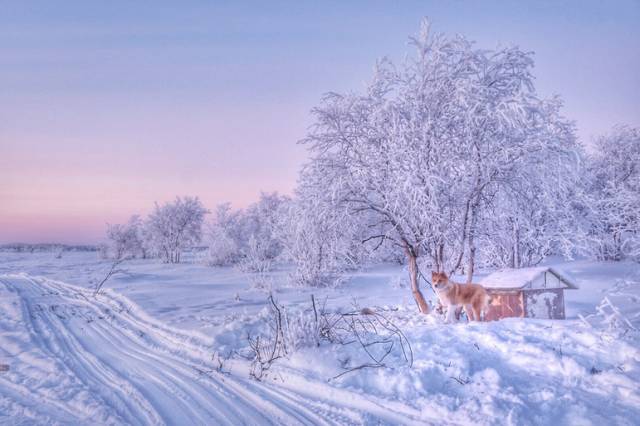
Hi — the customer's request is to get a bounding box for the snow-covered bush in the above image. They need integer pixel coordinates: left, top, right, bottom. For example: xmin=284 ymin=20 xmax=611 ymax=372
xmin=275 ymin=196 xmax=360 ymax=287
xmin=145 ymin=196 xmax=208 ymax=263
xmin=53 ymin=245 xmax=64 ymax=259
xmin=206 ymin=193 xmax=289 ymax=269
xmin=242 ymin=192 xmax=289 ymax=265
xmin=205 ymin=190 xmax=393 ymax=284
xmin=206 ymin=203 xmax=243 ymax=266
xmin=237 ymin=236 xmax=273 ymax=274
xmin=389 ymin=268 xmax=410 ymax=290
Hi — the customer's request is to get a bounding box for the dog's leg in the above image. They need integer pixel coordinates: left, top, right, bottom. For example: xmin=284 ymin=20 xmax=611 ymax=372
xmin=446 ymin=305 xmax=457 ymax=323
xmin=464 ymin=304 xmax=473 ymax=322
xmin=472 ymin=302 xmax=481 ymax=322
xmin=455 ymin=306 xmax=464 ymax=321
xmin=480 ymin=295 xmax=490 ymax=321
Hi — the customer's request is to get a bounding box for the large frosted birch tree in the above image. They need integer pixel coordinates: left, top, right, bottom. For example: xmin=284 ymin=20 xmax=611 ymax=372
xmin=298 ymin=20 xmax=580 ymax=313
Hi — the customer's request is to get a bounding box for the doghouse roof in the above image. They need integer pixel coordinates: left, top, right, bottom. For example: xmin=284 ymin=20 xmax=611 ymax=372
xmin=480 ymin=266 xmax=579 ymax=290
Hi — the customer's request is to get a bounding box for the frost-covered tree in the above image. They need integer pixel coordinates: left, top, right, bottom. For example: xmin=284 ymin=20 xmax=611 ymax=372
xmin=477 ymin=168 xmax=587 ymax=269
xmin=299 ymin=20 xmax=580 ymax=312
xmin=145 ymin=196 xmax=208 ymax=263
xmin=104 ymin=215 xmax=145 ymax=260
xmin=240 ymin=192 xmax=290 ymax=270
xmin=276 ymin=193 xmax=363 ymax=287
xmin=206 ymin=193 xmax=290 ymax=270
xmin=473 ymin=113 xmax=587 ymax=271
xmin=587 ymin=125 xmax=640 ymax=261
xmin=206 ymin=203 xmax=243 ymax=266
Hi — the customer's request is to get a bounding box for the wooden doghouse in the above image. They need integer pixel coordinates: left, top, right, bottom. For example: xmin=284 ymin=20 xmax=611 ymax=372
xmin=480 ymin=267 xmax=578 ymax=321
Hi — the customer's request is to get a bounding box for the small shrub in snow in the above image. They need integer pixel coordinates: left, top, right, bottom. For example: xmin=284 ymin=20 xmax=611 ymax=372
xmin=104 ymin=216 xmax=145 ymax=260
xmin=580 ymin=277 xmax=639 ymax=340
xmin=92 ymin=256 xmax=129 ymax=296
xmin=53 ymin=245 xmax=64 ymax=259
xmin=247 ymin=295 xmax=288 ymax=380
xmin=97 ymin=243 xmax=110 ymax=260
xmin=246 ymin=295 xmax=413 ymax=381
xmin=244 ymin=268 xmax=275 ymax=293
xmin=390 ymin=268 xmax=410 ymax=290
xmin=236 ymin=236 xmax=274 ymax=274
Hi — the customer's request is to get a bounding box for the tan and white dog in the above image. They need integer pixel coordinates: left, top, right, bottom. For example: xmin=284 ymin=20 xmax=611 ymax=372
xmin=432 ymin=271 xmax=489 ymax=322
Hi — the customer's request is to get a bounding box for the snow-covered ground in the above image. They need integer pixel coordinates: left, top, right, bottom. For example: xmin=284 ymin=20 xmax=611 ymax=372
xmin=1 ymin=252 xmax=639 ymax=425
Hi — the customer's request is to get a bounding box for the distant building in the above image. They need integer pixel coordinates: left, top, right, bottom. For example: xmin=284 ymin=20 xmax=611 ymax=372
xmin=480 ymin=267 xmax=579 ymax=320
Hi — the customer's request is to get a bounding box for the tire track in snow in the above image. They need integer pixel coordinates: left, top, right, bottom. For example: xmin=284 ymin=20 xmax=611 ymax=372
xmin=35 ymin=276 xmax=370 ymax=424
xmin=2 ymin=275 xmax=282 ymax=424
xmin=0 ymin=275 xmax=356 ymax=424
xmin=1 ymin=276 xmax=162 ymax=425
xmin=32 ymin=276 xmax=331 ymax=424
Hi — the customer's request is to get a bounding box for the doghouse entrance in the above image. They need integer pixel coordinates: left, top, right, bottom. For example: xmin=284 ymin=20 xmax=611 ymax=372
xmin=484 ymin=290 xmax=524 ymax=321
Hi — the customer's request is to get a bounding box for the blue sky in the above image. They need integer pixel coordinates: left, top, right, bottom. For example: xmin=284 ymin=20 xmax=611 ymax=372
xmin=1 ymin=0 xmax=639 ymax=243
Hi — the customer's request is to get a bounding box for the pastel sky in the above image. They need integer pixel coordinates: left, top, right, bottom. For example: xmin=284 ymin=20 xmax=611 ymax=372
xmin=1 ymin=1 xmax=639 ymax=244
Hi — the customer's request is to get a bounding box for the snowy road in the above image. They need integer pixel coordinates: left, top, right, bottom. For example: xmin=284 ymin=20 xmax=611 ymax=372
xmin=0 ymin=274 xmax=426 ymax=425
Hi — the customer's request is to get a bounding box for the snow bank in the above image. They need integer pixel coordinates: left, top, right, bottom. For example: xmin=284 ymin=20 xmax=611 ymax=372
xmin=251 ymin=305 xmax=640 ymax=426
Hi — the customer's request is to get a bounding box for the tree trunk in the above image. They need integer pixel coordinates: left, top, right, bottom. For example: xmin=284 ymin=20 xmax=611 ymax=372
xmin=613 ymin=231 xmax=622 ymax=261
xmin=450 ymin=197 xmax=473 ymax=275
xmin=466 ymin=200 xmax=479 ymax=283
xmin=510 ymin=243 xmax=515 ymax=268
xmin=466 ymin=246 xmax=475 ymax=283
xmin=406 ymin=246 xmax=430 ymax=314
xmin=510 ymin=222 xmax=520 ymax=268
xmin=514 ymin=225 xmax=520 ymax=268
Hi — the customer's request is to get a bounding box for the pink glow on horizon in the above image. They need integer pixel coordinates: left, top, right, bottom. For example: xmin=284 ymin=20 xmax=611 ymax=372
xmin=1 ymin=1 xmax=638 ymax=244
xmin=1 ymin=175 xmax=299 ymax=244
xmin=1 ymin=101 xmax=305 ymax=244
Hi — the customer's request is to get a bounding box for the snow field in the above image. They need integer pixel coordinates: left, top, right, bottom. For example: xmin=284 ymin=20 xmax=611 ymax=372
xmin=0 ymin=252 xmax=639 ymax=425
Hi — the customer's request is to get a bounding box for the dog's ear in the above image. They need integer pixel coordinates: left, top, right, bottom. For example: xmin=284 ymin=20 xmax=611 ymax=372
xmin=431 ymin=271 xmax=438 ymax=279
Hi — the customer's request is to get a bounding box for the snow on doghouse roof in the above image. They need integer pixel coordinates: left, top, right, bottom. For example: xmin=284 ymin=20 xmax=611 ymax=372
xmin=480 ymin=266 xmax=579 ymax=290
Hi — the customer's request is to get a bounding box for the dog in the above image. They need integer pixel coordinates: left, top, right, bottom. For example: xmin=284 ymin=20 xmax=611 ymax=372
xmin=432 ymin=271 xmax=489 ymax=322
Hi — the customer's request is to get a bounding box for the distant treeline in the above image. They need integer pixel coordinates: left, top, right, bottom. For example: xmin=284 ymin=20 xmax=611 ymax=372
xmin=0 ymin=243 xmax=98 ymax=253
